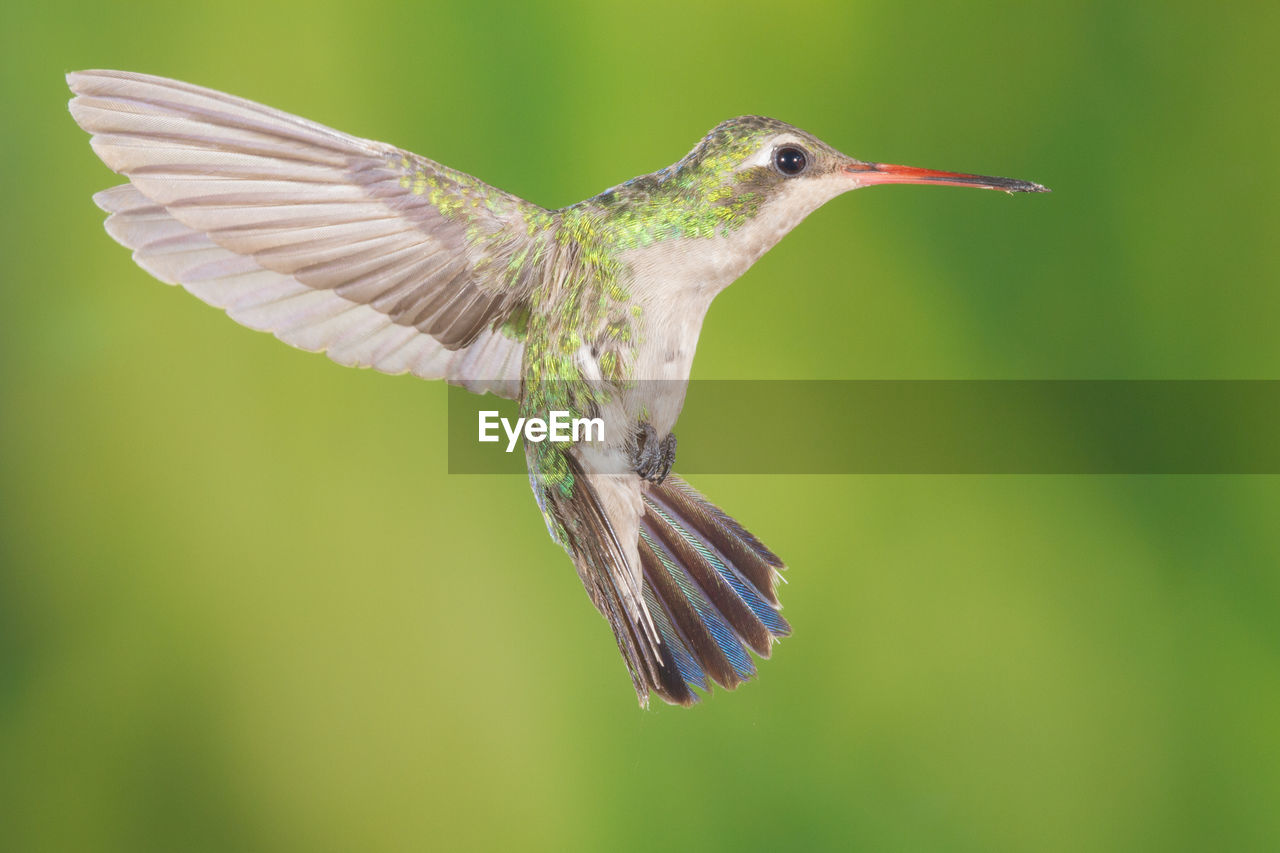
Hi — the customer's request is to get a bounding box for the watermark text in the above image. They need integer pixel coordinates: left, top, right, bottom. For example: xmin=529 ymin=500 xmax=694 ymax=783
xmin=478 ymin=410 xmax=605 ymax=453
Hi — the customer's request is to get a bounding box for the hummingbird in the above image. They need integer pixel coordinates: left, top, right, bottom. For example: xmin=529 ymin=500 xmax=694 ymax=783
xmin=68 ymin=70 xmax=1048 ymax=707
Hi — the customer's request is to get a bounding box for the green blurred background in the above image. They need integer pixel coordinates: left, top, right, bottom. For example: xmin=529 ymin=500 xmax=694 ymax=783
xmin=3 ymin=1 xmax=1278 ymax=850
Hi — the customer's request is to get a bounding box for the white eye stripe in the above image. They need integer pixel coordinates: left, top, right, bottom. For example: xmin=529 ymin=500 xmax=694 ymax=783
xmin=741 ymin=135 xmax=807 ymax=170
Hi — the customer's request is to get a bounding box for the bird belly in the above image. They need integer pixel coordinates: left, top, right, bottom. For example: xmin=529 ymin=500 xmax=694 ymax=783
xmin=626 ymin=296 xmax=710 ymax=439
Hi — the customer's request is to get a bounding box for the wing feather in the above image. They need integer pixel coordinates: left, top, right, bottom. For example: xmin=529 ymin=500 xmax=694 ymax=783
xmin=70 ymin=69 xmax=549 ymax=395
xmin=93 ymin=184 xmax=522 ymax=397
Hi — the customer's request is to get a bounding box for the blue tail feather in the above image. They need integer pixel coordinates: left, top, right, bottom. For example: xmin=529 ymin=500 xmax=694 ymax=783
xmin=635 ymin=474 xmax=789 ymax=704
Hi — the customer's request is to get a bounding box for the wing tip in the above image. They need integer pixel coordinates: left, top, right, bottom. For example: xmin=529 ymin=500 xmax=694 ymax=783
xmin=68 ymin=68 xmax=156 ymax=90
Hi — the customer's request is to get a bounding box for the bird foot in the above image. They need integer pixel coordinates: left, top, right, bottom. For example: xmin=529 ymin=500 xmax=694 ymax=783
xmin=633 ymin=422 xmax=677 ymax=484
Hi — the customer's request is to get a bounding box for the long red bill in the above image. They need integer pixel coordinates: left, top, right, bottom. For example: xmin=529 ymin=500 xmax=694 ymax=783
xmin=845 ymin=162 xmax=1049 ymax=194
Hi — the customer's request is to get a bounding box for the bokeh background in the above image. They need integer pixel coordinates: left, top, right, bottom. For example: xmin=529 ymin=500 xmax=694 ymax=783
xmin=3 ymin=1 xmax=1278 ymax=850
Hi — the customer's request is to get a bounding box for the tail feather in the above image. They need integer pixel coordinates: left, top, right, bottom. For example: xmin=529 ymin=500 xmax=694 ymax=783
xmin=644 ymin=496 xmax=781 ymax=655
xmin=653 ymin=479 xmax=785 ymax=605
xmin=641 ymin=570 xmax=706 ymax=706
xmin=640 ymin=528 xmax=756 ymax=690
xmin=545 ymin=460 xmax=790 ymax=707
xmin=636 ymin=475 xmax=790 ymax=706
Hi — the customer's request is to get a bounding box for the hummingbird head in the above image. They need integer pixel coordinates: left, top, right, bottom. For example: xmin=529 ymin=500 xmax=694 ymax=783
xmin=671 ymin=115 xmax=1048 ymax=238
xmin=576 ymin=116 xmax=1047 ymax=295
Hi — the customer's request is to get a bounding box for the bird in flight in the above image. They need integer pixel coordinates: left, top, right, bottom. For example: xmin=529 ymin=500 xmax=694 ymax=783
xmin=68 ymin=70 xmax=1047 ymax=706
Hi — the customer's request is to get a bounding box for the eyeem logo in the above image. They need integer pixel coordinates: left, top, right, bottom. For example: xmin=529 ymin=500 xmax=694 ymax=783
xmin=478 ymin=411 xmax=606 ymax=453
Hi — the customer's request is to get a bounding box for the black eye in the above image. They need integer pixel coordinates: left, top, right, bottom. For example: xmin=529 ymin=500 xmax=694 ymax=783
xmin=773 ymin=146 xmax=808 ymax=176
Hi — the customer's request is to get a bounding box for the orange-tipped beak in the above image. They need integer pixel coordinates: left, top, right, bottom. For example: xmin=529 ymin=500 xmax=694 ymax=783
xmin=845 ymin=161 xmax=1049 ymax=194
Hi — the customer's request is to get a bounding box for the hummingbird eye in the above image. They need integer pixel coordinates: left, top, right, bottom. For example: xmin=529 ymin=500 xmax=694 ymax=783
xmin=773 ymin=145 xmax=809 ymax=176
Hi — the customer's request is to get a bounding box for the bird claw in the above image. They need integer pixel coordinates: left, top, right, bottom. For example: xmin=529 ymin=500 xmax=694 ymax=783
xmin=633 ymin=422 xmax=677 ymax=484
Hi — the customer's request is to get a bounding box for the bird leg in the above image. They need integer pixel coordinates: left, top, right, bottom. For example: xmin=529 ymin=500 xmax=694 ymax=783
xmin=655 ymin=432 xmax=677 ymax=484
xmin=633 ymin=422 xmax=677 ymax=484
xmin=633 ymin=422 xmax=662 ymax=481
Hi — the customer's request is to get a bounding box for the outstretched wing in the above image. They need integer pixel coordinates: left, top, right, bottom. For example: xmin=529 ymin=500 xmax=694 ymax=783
xmin=68 ymin=70 xmax=552 ymax=397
